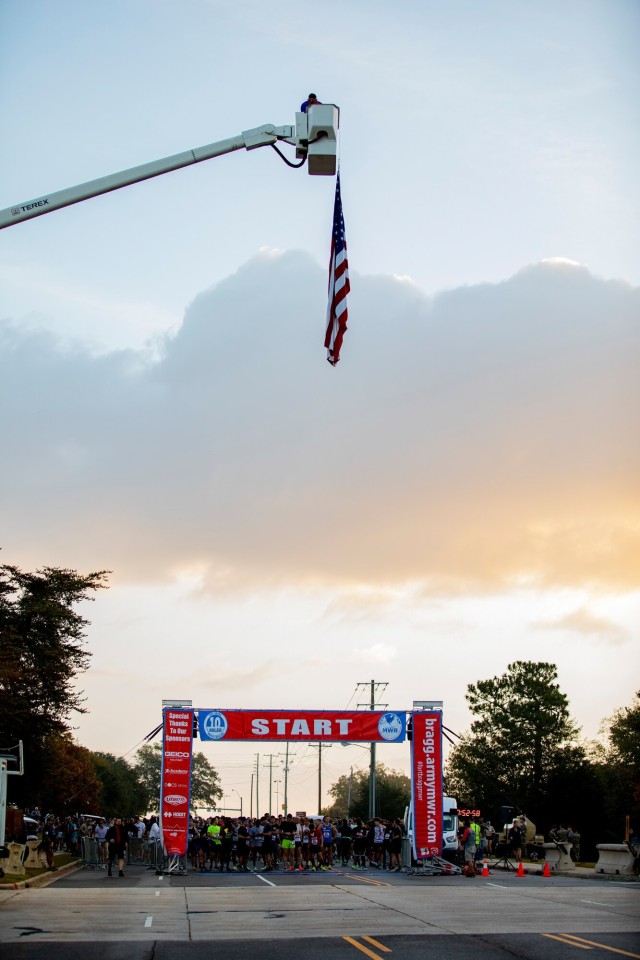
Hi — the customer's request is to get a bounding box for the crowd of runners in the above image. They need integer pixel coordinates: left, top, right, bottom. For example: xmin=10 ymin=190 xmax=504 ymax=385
xmin=187 ymin=813 xmax=406 ymax=873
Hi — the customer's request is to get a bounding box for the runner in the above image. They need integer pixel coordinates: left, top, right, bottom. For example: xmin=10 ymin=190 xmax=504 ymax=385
xmin=280 ymin=814 xmax=297 ymax=871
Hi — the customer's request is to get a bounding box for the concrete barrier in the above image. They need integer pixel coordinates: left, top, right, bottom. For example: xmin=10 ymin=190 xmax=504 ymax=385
xmin=595 ymin=843 xmax=636 ymax=876
xmin=23 ymin=841 xmax=41 ymax=869
xmin=5 ymin=843 xmax=26 ymax=876
xmin=543 ymin=841 xmax=575 ymax=873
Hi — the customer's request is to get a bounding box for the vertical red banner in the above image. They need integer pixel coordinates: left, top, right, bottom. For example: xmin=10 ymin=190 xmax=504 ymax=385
xmin=160 ymin=708 xmax=193 ymax=856
xmin=411 ymin=710 xmax=443 ymax=859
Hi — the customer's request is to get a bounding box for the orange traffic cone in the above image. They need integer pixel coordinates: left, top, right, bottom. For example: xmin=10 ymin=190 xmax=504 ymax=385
xmin=481 ymin=860 xmax=490 ymax=877
xmin=543 ymin=860 xmax=551 ymax=878
xmin=516 ymin=860 xmax=525 ymax=877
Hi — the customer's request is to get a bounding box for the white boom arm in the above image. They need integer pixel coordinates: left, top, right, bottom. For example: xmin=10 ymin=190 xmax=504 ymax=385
xmin=0 ymin=104 xmax=339 ymax=230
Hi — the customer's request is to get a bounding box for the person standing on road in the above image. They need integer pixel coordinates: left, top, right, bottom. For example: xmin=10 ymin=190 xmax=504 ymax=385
xmin=339 ymin=818 xmax=352 ymax=866
xmin=508 ymin=819 xmax=523 ymax=862
xmin=389 ymin=818 xmax=404 ymax=872
xmin=321 ymin=816 xmax=338 ymax=869
xmin=281 ymin=814 xmax=297 ymax=872
xmin=484 ymin=820 xmax=495 ymax=856
xmin=105 ymin=817 xmax=128 ymax=877
xmin=460 ymin=821 xmax=477 ymax=877
xmin=94 ymin=819 xmax=109 ymax=863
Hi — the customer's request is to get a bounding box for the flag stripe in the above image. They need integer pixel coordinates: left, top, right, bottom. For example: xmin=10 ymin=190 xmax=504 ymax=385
xmin=324 ymin=173 xmax=350 ymax=365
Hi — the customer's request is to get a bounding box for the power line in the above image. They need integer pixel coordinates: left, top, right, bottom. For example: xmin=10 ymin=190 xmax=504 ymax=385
xmin=356 ymin=680 xmax=388 ymax=819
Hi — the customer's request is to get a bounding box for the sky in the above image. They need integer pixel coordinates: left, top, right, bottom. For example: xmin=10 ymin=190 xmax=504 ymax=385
xmin=1 ymin=0 xmax=639 ymax=818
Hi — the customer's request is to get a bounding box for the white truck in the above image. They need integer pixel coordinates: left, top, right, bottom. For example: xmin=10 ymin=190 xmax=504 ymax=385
xmin=404 ymin=796 xmax=459 ymax=861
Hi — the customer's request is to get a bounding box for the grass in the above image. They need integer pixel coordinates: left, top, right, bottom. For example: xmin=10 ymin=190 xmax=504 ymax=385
xmin=0 ymin=852 xmax=79 ymax=885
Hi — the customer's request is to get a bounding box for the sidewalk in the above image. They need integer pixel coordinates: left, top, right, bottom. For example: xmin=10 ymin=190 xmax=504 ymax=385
xmin=486 ymin=858 xmax=640 ymax=882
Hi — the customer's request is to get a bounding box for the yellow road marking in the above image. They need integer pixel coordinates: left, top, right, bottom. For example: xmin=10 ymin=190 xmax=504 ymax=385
xmin=345 ymin=874 xmax=389 ymax=887
xmin=343 ymin=936 xmax=386 ymax=960
xmin=543 ymin=935 xmax=592 ymax=950
xmin=561 ymin=935 xmax=640 ymax=959
xmin=362 ymin=935 xmax=392 ymax=952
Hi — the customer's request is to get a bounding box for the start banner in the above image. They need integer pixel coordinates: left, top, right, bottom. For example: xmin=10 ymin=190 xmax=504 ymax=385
xmin=160 ymin=708 xmax=194 ymax=856
xmin=411 ymin=710 xmax=443 ymax=859
xmin=198 ymin=709 xmax=406 ymax=743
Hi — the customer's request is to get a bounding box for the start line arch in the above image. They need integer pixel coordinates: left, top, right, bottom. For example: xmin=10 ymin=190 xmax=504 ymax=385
xmin=160 ymin=705 xmax=443 ymax=865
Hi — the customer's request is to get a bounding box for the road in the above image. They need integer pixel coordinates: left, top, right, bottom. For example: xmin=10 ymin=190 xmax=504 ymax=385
xmin=0 ymin=862 xmax=638 ymax=960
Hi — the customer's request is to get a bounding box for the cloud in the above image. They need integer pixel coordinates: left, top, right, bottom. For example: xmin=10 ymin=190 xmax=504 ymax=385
xmin=535 ymin=606 xmax=630 ymax=646
xmin=1 ymin=253 xmax=638 ymax=595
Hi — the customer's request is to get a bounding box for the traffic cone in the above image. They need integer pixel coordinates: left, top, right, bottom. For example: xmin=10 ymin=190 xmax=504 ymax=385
xmin=516 ymin=860 xmax=525 ymax=877
xmin=543 ymin=860 xmax=551 ymax=878
xmin=481 ymin=860 xmax=490 ymax=877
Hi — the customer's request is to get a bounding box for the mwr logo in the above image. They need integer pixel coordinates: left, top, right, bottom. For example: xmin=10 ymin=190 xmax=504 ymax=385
xmin=164 ymin=794 xmax=187 ymax=805
xmin=377 ymin=712 xmax=405 ymax=741
xmin=201 ymin=710 xmax=228 ymax=741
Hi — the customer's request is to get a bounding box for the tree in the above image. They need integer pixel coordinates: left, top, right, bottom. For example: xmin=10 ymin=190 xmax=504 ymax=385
xmin=90 ymin=752 xmax=148 ymax=817
xmin=37 ymin=732 xmax=102 ymax=814
xmin=596 ymin=691 xmax=640 ymax=838
xmin=445 ymin=662 xmax=587 ymax=831
xmin=133 ymin=743 xmax=223 ymax=810
xmin=0 ymin=562 xmax=109 ymax=805
xmin=325 ymin=764 xmax=411 ymax=820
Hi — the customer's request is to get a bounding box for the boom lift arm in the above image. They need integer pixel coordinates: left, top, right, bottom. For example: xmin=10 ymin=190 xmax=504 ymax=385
xmin=0 ymin=103 xmax=339 ymax=230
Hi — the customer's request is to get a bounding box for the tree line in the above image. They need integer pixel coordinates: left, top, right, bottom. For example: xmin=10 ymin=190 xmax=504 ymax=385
xmin=2 ymin=563 xmax=638 ymax=853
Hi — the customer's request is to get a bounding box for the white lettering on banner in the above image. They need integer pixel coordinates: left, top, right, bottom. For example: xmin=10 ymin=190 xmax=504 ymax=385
xmin=166 ymin=736 xmax=191 ymax=742
xmin=165 ymin=751 xmax=190 ymax=758
xmin=250 ymin=716 xmax=354 ymax=737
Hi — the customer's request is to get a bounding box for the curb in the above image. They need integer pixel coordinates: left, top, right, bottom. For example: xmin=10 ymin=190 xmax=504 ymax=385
xmin=0 ymin=859 xmax=82 ymax=891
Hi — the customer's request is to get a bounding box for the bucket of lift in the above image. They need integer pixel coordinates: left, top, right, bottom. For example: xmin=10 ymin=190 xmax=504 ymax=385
xmin=295 ymin=104 xmax=340 ymax=176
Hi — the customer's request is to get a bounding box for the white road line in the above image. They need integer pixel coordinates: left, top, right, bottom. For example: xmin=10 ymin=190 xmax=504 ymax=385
xmin=144 ymin=916 xmax=153 ymax=927
xmin=256 ymin=874 xmax=276 ymax=887
xmin=486 ymin=883 xmax=508 ymax=888
xmin=581 ymin=900 xmax=609 ymax=906
xmin=155 ymin=891 xmax=160 ymax=897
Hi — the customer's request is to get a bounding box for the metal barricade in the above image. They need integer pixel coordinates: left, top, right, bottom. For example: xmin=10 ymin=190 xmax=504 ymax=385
xmin=128 ymin=838 xmax=143 ymax=862
xmin=81 ymin=836 xmax=104 ymax=869
xmin=146 ymin=839 xmax=162 ymax=870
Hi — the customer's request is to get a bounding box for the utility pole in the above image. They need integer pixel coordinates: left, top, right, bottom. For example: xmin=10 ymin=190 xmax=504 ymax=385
xmin=264 ymin=754 xmax=275 ymax=814
xmin=356 ymin=680 xmax=388 ymax=820
xmin=310 ymin=743 xmax=332 ymax=813
xmin=347 ymin=766 xmax=353 ymax=815
xmin=254 ymin=753 xmax=260 ymax=817
xmin=278 ymin=745 xmax=291 ymax=816
xmin=250 ymin=773 xmax=254 ymax=818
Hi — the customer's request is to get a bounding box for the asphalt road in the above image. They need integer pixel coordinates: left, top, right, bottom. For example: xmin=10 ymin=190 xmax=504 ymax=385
xmin=1 ymin=861 xmax=638 ymax=960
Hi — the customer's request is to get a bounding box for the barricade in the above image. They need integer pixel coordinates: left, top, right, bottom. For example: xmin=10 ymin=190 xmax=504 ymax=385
xmin=128 ymin=838 xmax=144 ymax=862
xmin=595 ymin=844 xmax=636 ymax=876
xmin=81 ymin=836 xmax=103 ymax=869
xmin=543 ymin=841 xmax=575 ymax=873
xmin=146 ymin=839 xmax=162 ymax=870
xmin=23 ymin=841 xmax=41 ymax=869
xmin=5 ymin=843 xmax=26 ymax=877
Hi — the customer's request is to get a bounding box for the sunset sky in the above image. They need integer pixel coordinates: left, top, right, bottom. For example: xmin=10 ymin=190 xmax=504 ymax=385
xmin=1 ymin=0 xmax=638 ymax=816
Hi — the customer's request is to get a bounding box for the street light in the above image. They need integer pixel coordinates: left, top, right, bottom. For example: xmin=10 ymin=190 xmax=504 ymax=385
xmin=231 ymin=788 xmax=243 ymax=818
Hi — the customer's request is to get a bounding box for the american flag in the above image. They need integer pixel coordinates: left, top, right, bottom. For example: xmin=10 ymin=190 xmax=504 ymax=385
xmin=324 ymin=173 xmax=350 ymax=365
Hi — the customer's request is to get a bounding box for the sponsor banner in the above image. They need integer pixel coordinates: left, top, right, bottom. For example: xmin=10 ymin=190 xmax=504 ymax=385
xmin=411 ymin=711 xmax=443 ymax=859
xmin=160 ymin=709 xmax=193 ymax=856
xmin=198 ymin=709 xmax=406 ymax=743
